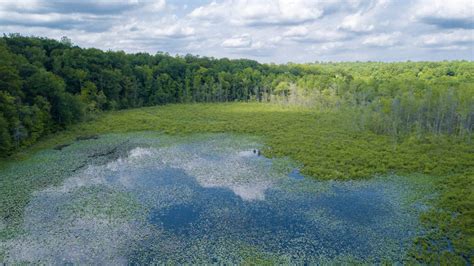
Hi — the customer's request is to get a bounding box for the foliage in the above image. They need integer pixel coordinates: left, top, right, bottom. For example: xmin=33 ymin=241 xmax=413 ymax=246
xmin=411 ymin=172 xmax=474 ymax=264
xmin=0 ymin=103 xmax=472 ymax=262
xmin=0 ymin=35 xmax=473 ymax=156
xmin=0 ymin=34 xmax=472 ymax=262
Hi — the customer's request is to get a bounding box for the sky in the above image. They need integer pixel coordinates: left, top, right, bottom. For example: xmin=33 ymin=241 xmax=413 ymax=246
xmin=0 ymin=0 xmax=473 ymax=63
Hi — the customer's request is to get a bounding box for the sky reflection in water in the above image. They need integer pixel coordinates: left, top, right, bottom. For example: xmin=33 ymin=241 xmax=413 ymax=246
xmin=3 ymin=134 xmax=424 ymax=263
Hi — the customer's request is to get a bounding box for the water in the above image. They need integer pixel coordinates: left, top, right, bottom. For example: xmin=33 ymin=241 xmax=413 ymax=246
xmin=1 ymin=133 xmax=427 ymax=264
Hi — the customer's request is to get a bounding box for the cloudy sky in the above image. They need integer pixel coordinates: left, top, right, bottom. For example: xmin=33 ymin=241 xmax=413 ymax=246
xmin=0 ymin=0 xmax=473 ymax=63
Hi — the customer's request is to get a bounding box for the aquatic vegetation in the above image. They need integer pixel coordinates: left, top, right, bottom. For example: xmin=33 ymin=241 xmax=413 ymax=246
xmin=0 ymin=103 xmax=472 ymax=263
xmin=0 ymin=133 xmax=436 ymax=263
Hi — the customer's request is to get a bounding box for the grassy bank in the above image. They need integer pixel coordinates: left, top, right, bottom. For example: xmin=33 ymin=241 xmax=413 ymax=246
xmin=8 ymin=103 xmax=472 ymax=179
xmin=1 ymin=102 xmax=473 ymax=262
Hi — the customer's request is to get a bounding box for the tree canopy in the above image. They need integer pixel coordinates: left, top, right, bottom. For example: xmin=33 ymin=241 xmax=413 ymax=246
xmin=0 ymin=34 xmax=473 ymax=156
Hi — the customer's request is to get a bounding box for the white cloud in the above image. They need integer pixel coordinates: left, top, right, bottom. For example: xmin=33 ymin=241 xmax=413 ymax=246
xmin=307 ymin=29 xmax=347 ymax=42
xmin=222 ymin=34 xmax=252 ymax=48
xmin=0 ymin=0 xmax=473 ymax=62
xmin=283 ymin=23 xmax=348 ymax=43
xmin=339 ymin=12 xmax=374 ymax=33
xmin=413 ymin=0 xmax=474 ymax=28
xmin=363 ymin=32 xmax=401 ymax=46
xmin=0 ymin=11 xmax=63 ymax=24
xmin=320 ymin=42 xmax=344 ymax=50
xmin=153 ymin=24 xmax=195 ymax=38
xmin=308 ymin=41 xmax=345 ymax=54
xmin=418 ymin=29 xmax=474 ymax=47
xmin=283 ymin=26 xmax=309 ymax=37
xmin=0 ymin=0 xmax=42 ymax=12
xmin=337 ymin=0 xmax=392 ymax=33
xmin=134 ymin=0 xmax=166 ymax=12
xmin=190 ymin=0 xmax=324 ymax=26
xmin=118 ymin=12 xmax=196 ymax=39
xmin=188 ymin=1 xmax=220 ymax=19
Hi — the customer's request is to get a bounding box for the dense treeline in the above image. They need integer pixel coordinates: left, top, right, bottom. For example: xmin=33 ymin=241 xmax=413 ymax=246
xmin=0 ymin=34 xmax=473 ymax=155
xmin=281 ymin=62 xmax=474 ymax=138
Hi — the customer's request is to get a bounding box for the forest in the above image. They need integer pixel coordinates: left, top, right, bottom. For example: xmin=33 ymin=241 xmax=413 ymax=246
xmin=0 ymin=34 xmax=473 ymax=156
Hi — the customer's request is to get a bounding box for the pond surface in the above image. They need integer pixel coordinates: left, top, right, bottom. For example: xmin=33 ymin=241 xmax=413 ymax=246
xmin=1 ymin=133 xmax=430 ymax=263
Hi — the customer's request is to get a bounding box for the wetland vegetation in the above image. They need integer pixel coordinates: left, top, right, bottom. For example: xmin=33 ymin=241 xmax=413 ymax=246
xmin=0 ymin=35 xmax=473 ymax=263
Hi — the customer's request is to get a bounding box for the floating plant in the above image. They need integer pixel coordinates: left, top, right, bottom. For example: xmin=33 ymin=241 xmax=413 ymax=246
xmin=0 ymin=133 xmax=435 ymax=264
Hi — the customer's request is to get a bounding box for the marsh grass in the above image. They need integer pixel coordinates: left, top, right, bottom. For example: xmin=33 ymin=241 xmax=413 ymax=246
xmin=1 ymin=102 xmax=472 ymax=262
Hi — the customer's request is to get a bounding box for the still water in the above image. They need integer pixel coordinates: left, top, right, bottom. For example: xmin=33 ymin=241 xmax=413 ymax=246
xmin=2 ymin=133 xmax=426 ymax=263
